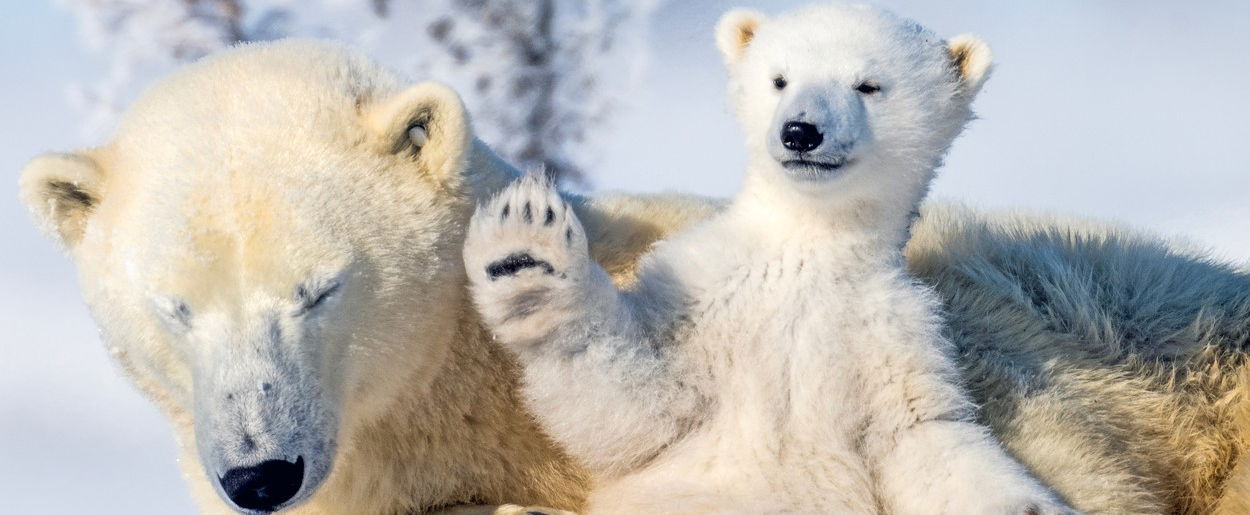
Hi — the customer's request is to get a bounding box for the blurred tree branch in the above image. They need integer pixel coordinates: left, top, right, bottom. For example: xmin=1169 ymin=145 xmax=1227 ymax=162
xmin=59 ymin=0 xmax=661 ymax=186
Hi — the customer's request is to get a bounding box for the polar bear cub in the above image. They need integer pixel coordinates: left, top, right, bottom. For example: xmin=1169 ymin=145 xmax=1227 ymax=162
xmin=465 ymin=3 xmax=1075 ymax=514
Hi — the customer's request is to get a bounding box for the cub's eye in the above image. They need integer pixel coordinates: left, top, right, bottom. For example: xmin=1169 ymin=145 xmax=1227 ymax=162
xmin=855 ymin=81 xmax=882 ymax=95
xmin=296 ymin=281 xmax=340 ymax=316
xmin=772 ymin=75 xmax=787 ymax=90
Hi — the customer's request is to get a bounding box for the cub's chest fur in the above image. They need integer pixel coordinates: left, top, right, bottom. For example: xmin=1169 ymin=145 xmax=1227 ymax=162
xmin=683 ymin=243 xmax=901 ymax=345
xmin=676 ymin=245 xmax=908 ymax=403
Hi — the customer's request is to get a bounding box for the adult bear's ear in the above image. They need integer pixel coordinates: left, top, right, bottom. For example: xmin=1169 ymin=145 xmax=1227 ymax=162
xmin=947 ymin=35 xmax=993 ymax=97
xmin=365 ymin=81 xmax=471 ymax=187
xmin=19 ymin=152 xmax=104 ymax=249
xmin=715 ymin=9 xmax=766 ymax=66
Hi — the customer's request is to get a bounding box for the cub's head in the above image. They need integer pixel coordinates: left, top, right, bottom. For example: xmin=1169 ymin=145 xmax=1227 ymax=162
xmin=717 ymin=3 xmax=991 ymax=198
xmin=19 ymin=41 xmax=502 ymax=514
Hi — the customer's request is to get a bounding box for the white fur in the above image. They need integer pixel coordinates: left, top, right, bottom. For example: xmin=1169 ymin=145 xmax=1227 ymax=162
xmin=467 ymin=4 xmax=1075 ymax=514
xmin=21 ymin=13 xmax=1250 ymax=515
xmin=18 ymin=40 xmax=595 ymax=515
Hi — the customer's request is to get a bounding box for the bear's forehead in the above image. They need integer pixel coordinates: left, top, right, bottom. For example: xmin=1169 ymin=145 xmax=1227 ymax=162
xmin=72 ymin=41 xmax=446 ymax=304
xmin=755 ymin=4 xmax=940 ymax=66
xmin=136 ymin=181 xmax=332 ymax=255
xmin=115 ymin=40 xmax=402 ymax=152
xmin=110 ymin=183 xmax=354 ymax=306
xmin=93 ymin=40 xmax=415 ymax=240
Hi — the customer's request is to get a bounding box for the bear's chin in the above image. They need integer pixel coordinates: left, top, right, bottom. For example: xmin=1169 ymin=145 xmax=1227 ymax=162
xmin=779 ymin=158 xmax=853 ymax=181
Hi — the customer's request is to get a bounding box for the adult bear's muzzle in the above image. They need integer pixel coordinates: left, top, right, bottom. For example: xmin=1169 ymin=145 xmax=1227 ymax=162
xmin=219 ymin=456 xmax=306 ymax=513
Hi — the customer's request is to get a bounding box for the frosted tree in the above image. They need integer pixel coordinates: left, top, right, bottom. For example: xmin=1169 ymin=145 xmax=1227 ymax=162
xmin=58 ymin=0 xmax=662 ymax=185
xmin=57 ymin=0 xmax=288 ymax=135
xmin=407 ymin=0 xmax=659 ymax=184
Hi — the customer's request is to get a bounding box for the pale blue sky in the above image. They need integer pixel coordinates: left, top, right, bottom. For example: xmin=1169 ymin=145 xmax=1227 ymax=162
xmin=1 ymin=2 xmax=1247 ymax=513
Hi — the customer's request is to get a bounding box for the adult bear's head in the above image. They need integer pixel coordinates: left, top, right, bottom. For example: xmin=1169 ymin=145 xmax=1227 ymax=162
xmin=19 ymin=40 xmax=515 ymax=514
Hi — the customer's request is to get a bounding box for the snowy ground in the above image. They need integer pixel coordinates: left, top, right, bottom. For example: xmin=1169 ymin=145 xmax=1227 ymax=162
xmin=1 ymin=1 xmax=1247 ymax=513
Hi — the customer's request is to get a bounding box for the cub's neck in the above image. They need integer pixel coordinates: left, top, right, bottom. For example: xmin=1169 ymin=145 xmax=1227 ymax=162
xmin=728 ymin=159 xmax=934 ymax=258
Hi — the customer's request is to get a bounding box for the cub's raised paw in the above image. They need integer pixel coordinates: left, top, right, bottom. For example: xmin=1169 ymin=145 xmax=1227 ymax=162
xmin=464 ymin=174 xmax=591 ymax=345
xmin=465 ymin=174 xmax=589 ymax=284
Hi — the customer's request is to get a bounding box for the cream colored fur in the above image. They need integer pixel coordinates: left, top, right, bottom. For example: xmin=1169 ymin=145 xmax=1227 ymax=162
xmin=18 ymin=21 xmax=1250 ymax=515
xmin=906 ymin=204 xmax=1250 ymax=514
xmin=18 ymin=40 xmax=627 ymax=515
xmin=464 ymin=4 xmax=1075 ymax=514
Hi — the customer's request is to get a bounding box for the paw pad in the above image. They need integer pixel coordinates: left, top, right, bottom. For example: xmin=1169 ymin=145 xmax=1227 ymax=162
xmin=486 ymin=252 xmax=556 ymax=280
xmin=463 ymin=173 xmax=590 ymax=294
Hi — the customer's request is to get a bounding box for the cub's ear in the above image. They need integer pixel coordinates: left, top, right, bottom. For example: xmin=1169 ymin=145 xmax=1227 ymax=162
xmin=364 ymin=81 xmax=471 ymax=187
xmin=947 ymin=34 xmax=993 ymax=97
xmin=19 ymin=152 xmax=104 ymax=249
xmin=715 ymin=9 xmax=766 ymax=66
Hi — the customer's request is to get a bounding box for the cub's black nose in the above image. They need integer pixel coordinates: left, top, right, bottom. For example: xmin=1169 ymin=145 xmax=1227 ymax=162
xmin=781 ymin=121 xmax=823 ymax=152
xmin=220 ymin=457 xmax=305 ymax=512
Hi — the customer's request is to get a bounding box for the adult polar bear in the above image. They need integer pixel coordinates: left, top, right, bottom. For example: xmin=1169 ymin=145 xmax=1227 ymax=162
xmin=16 ymin=25 xmax=1250 ymax=515
xmin=18 ymin=41 xmax=605 ymax=515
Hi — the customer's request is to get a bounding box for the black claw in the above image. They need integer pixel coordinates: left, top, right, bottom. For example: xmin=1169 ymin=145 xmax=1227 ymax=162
xmin=522 ymin=201 xmax=533 ymax=223
xmin=543 ymin=206 xmax=555 ymax=226
xmin=501 ymin=202 xmax=510 ymax=219
xmin=486 ymin=252 xmax=556 ymax=280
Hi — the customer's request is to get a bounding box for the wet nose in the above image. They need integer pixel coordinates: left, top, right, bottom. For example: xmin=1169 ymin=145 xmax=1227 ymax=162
xmin=219 ymin=456 xmax=305 ymax=512
xmin=781 ymin=121 xmax=823 ymax=152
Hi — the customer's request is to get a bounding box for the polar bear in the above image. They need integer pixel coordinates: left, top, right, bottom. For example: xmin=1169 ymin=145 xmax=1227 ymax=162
xmin=464 ymin=4 xmax=1074 ymax=514
xmin=17 ymin=39 xmax=702 ymax=515
xmin=18 ymin=24 xmax=1250 ymax=515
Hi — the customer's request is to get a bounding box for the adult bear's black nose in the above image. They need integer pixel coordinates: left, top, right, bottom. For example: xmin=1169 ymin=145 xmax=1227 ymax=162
xmin=781 ymin=121 xmax=823 ymax=152
xmin=219 ymin=457 xmax=305 ymax=512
